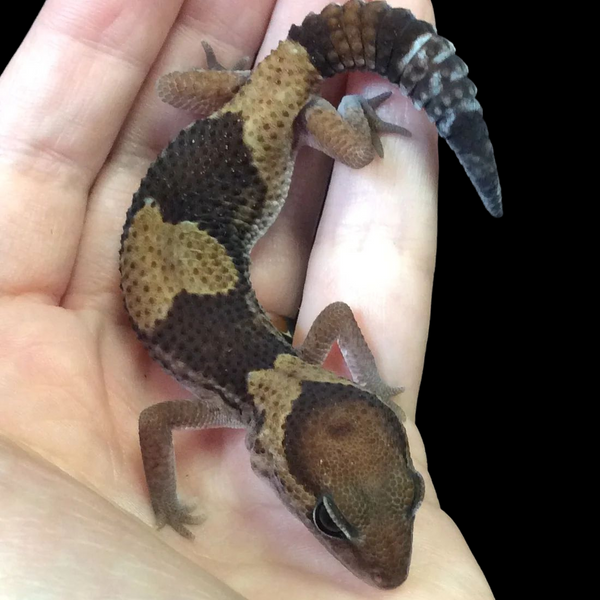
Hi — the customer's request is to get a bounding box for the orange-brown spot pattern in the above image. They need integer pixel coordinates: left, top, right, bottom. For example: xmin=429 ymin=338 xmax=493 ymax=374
xmin=120 ymin=202 xmax=238 ymax=333
xmin=218 ymin=40 xmax=321 ymax=231
xmin=292 ymin=0 xmax=386 ymax=74
xmin=320 ymin=0 xmax=387 ymax=71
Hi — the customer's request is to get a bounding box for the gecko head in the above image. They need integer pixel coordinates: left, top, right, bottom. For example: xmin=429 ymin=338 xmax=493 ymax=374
xmin=282 ymin=381 xmax=424 ymax=589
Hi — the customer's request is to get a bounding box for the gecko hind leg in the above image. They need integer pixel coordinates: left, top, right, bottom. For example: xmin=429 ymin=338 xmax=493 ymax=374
xmin=139 ymin=397 xmax=244 ymax=539
xmin=298 ymin=92 xmax=411 ymax=168
xmin=358 ymin=92 xmax=412 ymax=158
xmin=298 ymin=302 xmax=404 ymax=416
xmin=157 ymin=41 xmax=251 ymax=117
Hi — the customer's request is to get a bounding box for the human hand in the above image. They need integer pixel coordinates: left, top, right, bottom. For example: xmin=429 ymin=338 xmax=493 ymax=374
xmin=0 ymin=1 xmax=495 ymax=598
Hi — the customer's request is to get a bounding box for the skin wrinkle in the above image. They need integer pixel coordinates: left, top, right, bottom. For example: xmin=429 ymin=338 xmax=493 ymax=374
xmin=181 ymin=5 xmax=267 ymax=53
xmin=37 ymin=0 xmax=179 ymax=52
xmin=0 ymin=0 xmax=183 ymax=302
xmin=39 ymin=8 xmax=155 ymax=73
xmin=0 ymin=438 xmax=246 ymax=600
xmin=0 ymin=2 xmax=178 ymax=178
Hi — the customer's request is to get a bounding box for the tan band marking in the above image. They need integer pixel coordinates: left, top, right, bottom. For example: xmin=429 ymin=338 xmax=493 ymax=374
xmin=120 ymin=202 xmax=238 ymax=332
xmin=247 ymin=354 xmax=358 ymax=510
xmin=247 ymin=355 xmax=356 ymax=466
xmin=248 ymin=354 xmax=355 ymax=416
xmin=217 ymin=41 xmax=322 ymax=230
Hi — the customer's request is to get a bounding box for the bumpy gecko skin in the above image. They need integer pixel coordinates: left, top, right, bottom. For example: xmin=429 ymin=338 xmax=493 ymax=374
xmin=289 ymin=0 xmax=502 ymax=216
xmin=120 ymin=1 xmax=500 ymax=589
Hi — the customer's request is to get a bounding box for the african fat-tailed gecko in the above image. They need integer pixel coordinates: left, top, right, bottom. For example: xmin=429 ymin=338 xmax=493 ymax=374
xmin=120 ymin=0 xmax=501 ymax=589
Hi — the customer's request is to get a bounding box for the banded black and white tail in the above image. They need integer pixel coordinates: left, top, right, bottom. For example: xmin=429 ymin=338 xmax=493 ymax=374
xmin=289 ymin=0 xmax=502 ymax=217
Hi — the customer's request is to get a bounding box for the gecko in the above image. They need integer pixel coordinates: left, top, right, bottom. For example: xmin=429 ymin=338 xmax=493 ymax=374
xmin=119 ymin=0 xmax=501 ymax=589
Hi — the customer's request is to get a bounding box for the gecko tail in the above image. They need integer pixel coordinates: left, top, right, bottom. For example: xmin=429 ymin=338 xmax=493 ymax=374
xmin=288 ymin=0 xmax=502 ymax=217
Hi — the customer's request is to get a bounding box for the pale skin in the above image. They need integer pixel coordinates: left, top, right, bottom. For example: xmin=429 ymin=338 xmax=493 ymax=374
xmin=0 ymin=0 xmax=495 ymax=598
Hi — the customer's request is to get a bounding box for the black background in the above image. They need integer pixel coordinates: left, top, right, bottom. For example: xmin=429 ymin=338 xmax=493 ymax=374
xmin=424 ymin=4 xmax=518 ymax=597
xmin=3 ymin=2 xmax=528 ymax=598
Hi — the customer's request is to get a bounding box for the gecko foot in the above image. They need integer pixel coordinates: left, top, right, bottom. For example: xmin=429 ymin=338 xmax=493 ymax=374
xmin=154 ymin=499 xmax=204 ymax=539
xmin=359 ymin=92 xmax=411 ymax=158
xmin=201 ymin=40 xmax=252 ymax=72
xmin=370 ymin=383 xmax=407 ymax=422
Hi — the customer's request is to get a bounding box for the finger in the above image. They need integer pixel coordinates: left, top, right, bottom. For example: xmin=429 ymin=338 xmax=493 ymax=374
xmin=250 ymin=145 xmax=335 ymax=317
xmin=250 ymin=0 xmax=348 ymax=318
xmin=63 ymin=0 xmax=278 ymax=308
xmin=294 ymin=0 xmax=438 ymax=420
xmin=0 ymin=0 xmax=185 ymax=300
xmin=105 ymin=0 xmax=279 ymax=160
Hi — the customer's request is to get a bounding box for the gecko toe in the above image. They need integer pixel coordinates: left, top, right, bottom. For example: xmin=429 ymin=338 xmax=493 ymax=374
xmin=365 ymin=91 xmax=393 ymax=109
xmin=360 ymin=95 xmax=412 ymax=140
xmin=154 ymin=500 xmax=204 ymax=539
xmin=201 ymin=40 xmax=226 ymax=71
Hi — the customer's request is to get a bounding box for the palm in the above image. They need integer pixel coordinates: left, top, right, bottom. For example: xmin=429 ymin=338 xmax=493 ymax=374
xmin=0 ymin=1 xmax=493 ymax=598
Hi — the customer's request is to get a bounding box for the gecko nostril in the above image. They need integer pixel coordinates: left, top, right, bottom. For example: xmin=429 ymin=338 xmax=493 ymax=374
xmin=371 ymin=566 xmax=409 ymax=589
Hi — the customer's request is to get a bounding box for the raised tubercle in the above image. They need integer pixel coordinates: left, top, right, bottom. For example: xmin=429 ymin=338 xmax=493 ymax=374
xmin=288 ymin=0 xmax=502 ymax=217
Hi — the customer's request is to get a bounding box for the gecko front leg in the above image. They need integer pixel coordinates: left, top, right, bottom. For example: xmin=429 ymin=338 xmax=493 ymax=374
xmin=139 ymin=396 xmax=244 ymax=538
xmin=298 ymin=302 xmax=404 ymax=414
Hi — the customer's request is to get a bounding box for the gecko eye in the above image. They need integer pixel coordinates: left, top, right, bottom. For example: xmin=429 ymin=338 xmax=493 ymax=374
xmin=312 ymin=495 xmax=357 ymax=540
